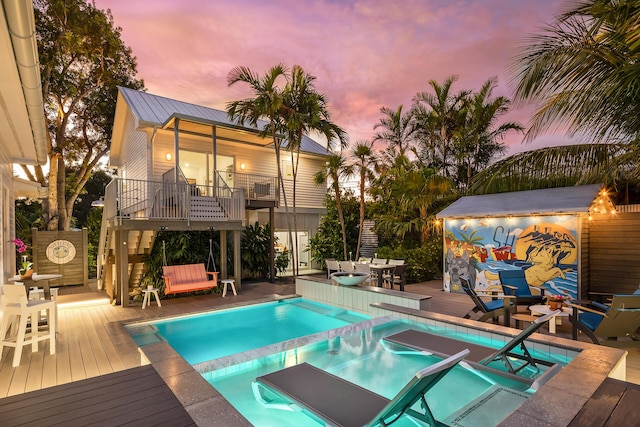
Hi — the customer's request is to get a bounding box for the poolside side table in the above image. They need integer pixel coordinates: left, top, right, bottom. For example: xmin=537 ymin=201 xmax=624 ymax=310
xmin=529 ymin=304 xmax=570 ymax=333
xmin=141 ymin=287 xmax=161 ymax=309
xmin=220 ymin=279 xmax=237 ymax=297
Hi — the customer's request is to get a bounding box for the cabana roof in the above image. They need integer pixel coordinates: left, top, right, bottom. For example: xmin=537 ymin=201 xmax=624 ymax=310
xmin=437 ymin=184 xmax=604 ymax=219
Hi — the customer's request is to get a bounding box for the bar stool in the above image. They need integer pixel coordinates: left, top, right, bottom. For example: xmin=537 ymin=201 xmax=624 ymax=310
xmin=141 ymin=287 xmax=161 ymax=309
xmin=0 ymin=285 xmax=56 ymax=367
xmin=220 ymin=279 xmax=237 ymax=297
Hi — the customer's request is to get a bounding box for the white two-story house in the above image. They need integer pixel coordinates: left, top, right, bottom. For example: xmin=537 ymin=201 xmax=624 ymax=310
xmin=0 ymin=0 xmax=47 ymax=283
xmin=99 ymin=87 xmax=330 ymax=305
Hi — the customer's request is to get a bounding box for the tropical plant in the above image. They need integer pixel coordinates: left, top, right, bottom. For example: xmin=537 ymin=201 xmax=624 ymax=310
xmin=227 ymin=64 xmax=292 ymax=278
xmin=314 ymin=153 xmax=353 ymax=260
xmin=412 ymin=76 xmax=470 ymax=177
xmin=470 ymin=143 xmax=632 ymax=194
xmin=378 ymin=166 xmax=456 ymax=245
xmin=350 ymin=141 xmax=377 ymax=259
xmin=275 ymin=248 xmax=290 ymax=277
xmin=373 ymin=105 xmax=415 ymax=166
xmin=241 ymin=222 xmax=272 ymax=279
xmin=307 ymin=193 xmax=360 ymax=264
xmin=25 ymin=0 xmax=143 ymax=231
xmin=281 ymin=65 xmax=347 ymax=275
xmin=454 ymin=78 xmax=523 ymax=191
xmin=487 ymin=0 xmax=640 ymax=195
xmin=511 ymin=0 xmax=640 ymax=144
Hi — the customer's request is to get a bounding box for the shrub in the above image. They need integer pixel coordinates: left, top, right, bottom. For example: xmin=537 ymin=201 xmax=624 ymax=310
xmin=377 ymin=235 xmax=443 ymax=283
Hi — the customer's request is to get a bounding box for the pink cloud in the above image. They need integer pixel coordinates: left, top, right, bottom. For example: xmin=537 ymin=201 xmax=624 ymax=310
xmin=95 ymin=0 xmax=570 ymax=156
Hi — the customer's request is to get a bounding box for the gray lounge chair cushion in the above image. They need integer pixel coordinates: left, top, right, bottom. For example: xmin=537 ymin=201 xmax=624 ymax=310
xmin=257 ymin=362 xmax=388 ymax=427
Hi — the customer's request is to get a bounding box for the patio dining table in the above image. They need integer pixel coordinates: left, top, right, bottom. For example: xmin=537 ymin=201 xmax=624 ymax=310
xmin=8 ymin=273 xmax=63 ymax=300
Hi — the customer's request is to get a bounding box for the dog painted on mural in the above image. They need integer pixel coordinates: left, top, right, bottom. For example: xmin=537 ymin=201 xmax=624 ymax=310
xmin=446 ymin=249 xmax=477 ymax=292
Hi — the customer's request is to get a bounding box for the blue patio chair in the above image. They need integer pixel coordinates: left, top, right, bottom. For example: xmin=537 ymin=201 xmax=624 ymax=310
xmin=499 ymin=269 xmax=546 ymax=309
xmin=567 ymin=294 xmax=640 ymax=346
xmin=460 ymin=276 xmax=514 ymax=326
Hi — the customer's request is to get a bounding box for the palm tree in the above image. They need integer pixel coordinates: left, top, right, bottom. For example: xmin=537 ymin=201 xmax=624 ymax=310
xmin=227 ymin=64 xmax=290 ymax=279
xmin=350 ymin=141 xmax=377 ymax=259
xmin=281 ymin=65 xmax=347 ymax=275
xmin=314 ymin=154 xmax=353 ymax=260
xmin=511 ymin=0 xmax=640 ymax=143
xmin=386 ymin=167 xmax=456 ymax=244
xmin=373 ymin=105 xmax=415 ymax=165
xmin=412 ymin=76 xmax=470 ymax=177
xmin=471 ymin=0 xmax=640 ymax=194
xmin=455 ymin=78 xmax=523 ymax=191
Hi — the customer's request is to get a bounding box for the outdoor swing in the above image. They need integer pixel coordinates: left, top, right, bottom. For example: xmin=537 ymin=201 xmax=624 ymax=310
xmin=161 ymin=235 xmax=219 ymax=295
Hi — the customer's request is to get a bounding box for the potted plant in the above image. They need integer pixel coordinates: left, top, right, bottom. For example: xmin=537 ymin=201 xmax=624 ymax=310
xmin=11 ymin=238 xmax=33 ymax=279
xmin=547 ymin=294 xmax=566 ymax=310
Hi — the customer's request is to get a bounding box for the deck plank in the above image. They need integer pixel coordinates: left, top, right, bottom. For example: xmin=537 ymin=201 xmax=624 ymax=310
xmin=0 ymin=365 xmax=195 ymax=427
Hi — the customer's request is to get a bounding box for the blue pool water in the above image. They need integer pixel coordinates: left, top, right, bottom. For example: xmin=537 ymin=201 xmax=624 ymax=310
xmin=205 ymin=320 xmax=570 ymax=427
xmin=126 ymin=298 xmax=369 ymax=365
xmin=127 ymin=298 xmax=570 ymax=426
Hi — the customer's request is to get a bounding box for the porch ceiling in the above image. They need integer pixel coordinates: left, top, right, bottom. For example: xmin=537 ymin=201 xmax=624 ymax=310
xmin=162 ymin=115 xmax=272 ymax=147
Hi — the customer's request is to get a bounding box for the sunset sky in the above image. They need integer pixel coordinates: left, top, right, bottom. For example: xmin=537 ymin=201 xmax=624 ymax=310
xmin=94 ymin=0 xmax=574 ymax=156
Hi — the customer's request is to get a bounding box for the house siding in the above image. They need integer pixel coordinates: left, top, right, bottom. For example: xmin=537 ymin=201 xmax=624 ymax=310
xmin=149 ymin=130 xmax=326 ymax=209
xmin=119 ymin=109 xmax=147 ymax=182
xmin=0 ymin=161 xmax=15 ymax=282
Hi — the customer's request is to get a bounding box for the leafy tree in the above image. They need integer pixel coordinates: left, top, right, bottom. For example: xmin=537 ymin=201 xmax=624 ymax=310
xmin=307 ymin=193 xmax=360 ymax=263
xmin=24 ymin=0 xmax=143 ymax=231
xmin=241 ymin=222 xmax=272 ymax=279
xmin=471 ymin=0 xmax=640 ymax=194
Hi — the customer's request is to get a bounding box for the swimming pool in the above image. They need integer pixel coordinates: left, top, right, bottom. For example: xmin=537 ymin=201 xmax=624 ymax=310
xmin=204 ymin=320 xmax=567 ymax=426
xmin=126 ymin=298 xmax=370 ymax=365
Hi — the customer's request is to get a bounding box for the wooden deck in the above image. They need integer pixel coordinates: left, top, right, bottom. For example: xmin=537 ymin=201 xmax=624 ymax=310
xmin=569 ymin=378 xmax=640 ymax=427
xmin=1 ymin=277 xmax=639 ymax=426
xmin=0 ymin=365 xmax=196 ymax=427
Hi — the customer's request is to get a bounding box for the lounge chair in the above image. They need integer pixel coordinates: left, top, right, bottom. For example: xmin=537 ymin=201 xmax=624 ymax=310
xmin=567 ymin=294 xmax=640 ymax=346
xmin=253 ymin=349 xmax=470 ymax=427
xmin=460 ymin=276 xmax=513 ymax=326
xmin=499 ymin=269 xmax=546 ymax=309
xmin=382 ymin=310 xmax=560 ymax=378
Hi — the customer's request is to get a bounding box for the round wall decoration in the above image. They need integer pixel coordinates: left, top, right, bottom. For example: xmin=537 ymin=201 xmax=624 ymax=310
xmin=46 ymin=239 xmax=77 ymax=264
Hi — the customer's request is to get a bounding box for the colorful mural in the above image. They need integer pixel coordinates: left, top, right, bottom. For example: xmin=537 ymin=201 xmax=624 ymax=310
xmin=443 ymin=215 xmax=578 ymax=299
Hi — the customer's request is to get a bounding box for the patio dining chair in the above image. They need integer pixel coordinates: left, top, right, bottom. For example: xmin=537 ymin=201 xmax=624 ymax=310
xmin=567 ymin=294 xmax=640 ymax=346
xmin=499 ymin=269 xmax=545 ymax=310
xmin=339 ymin=261 xmax=355 ymax=272
xmin=384 ymin=264 xmax=406 ymax=291
xmin=460 ymin=276 xmax=514 ymax=326
xmin=325 ymin=259 xmax=340 ymax=279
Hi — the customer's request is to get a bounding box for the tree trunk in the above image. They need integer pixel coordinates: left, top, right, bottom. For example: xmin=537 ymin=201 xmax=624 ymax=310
xmin=355 ymin=168 xmax=365 ymax=260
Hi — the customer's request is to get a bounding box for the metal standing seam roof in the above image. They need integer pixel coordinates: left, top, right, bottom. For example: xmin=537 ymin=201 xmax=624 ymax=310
xmin=436 ymin=184 xmax=604 ymax=218
xmin=118 ymin=86 xmax=329 ymax=156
